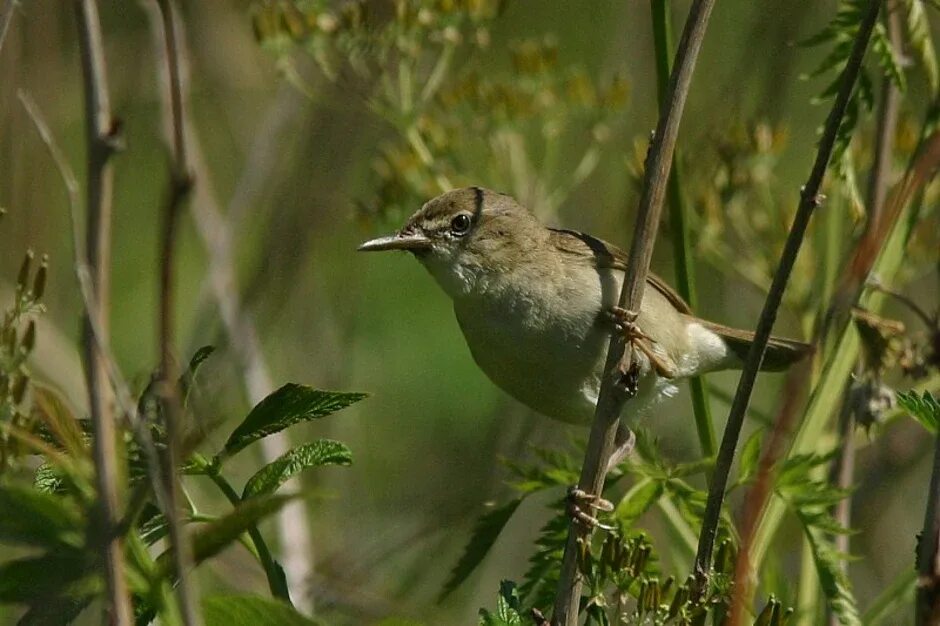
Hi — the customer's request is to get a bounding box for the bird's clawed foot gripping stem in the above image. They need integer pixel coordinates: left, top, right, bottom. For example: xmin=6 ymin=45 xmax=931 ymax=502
xmin=566 ymin=486 xmax=615 ymax=531
xmin=606 ymin=306 xmax=678 ymax=389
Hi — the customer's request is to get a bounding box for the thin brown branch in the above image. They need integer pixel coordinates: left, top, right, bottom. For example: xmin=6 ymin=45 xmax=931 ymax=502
xmin=18 ymin=89 xmax=174 ymax=535
xmin=693 ymin=0 xmax=882 ymax=590
xmin=151 ymin=1 xmax=200 ymax=624
xmin=73 ymin=1 xmax=133 ymax=624
xmin=550 ymin=0 xmax=717 ymax=623
xmin=918 ymin=432 xmax=940 ymax=625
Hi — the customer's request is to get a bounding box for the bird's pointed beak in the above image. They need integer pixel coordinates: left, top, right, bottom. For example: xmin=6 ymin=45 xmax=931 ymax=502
xmin=357 ymin=231 xmax=432 ymax=252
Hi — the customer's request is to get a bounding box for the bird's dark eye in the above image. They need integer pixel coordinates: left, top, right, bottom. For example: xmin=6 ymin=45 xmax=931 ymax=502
xmin=450 ymin=213 xmax=472 ymax=235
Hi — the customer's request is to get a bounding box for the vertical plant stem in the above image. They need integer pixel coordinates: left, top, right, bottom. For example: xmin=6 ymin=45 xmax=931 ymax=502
xmin=74 ymin=1 xmax=133 ymax=624
xmin=917 ymin=433 xmax=940 ymax=625
xmin=0 ymin=0 xmax=14 ymax=55
xmin=204 ymin=468 xmax=291 ymax=601
xmin=827 ymin=11 xmax=900 ymax=624
xmin=649 ymin=0 xmax=716 ymax=462
xmin=550 ymin=1 xmax=717 ymax=623
xmin=152 ymin=1 xmax=200 ymax=624
xmin=692 ymin=0 xmax=881 ymax=584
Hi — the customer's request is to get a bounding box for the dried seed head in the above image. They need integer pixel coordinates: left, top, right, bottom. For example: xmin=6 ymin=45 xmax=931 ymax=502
xmin=12 ymin=373 xmax=28 ymax=404
xmin=16 ymin=250 xmax=34 ymax=293
xmin=22 ymin=321 xmax=36 ymax=354
xmin=32 ymin=255 xmax=48 ymax=301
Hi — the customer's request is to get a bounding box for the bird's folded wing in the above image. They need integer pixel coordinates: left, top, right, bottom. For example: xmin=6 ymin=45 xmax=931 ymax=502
xmin=548 ymin=227 xmax=692 ymax=315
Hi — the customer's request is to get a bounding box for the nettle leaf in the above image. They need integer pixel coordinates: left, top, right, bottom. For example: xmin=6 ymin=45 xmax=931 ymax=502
xmin=221 ymin=384 xmax=367 ymax=459
xmin=156 ymin=494 xmax=296 ymax=575
xmin=0 ymin=484 xmax=83 ymax=548
xmin=479 ymin=580 xmax=525 ymax=626
xmin=798 ymin=511 xmax=862 ymax=626
xmin=897 ymin=390 xmax=940 ymax=432
xmin=442 ymin=498 xmax=522 ymax=599
xmin=242 ymin=439 xmax=353 ymax=499
xmin=203 ymin=594 xmax=322 ymax=626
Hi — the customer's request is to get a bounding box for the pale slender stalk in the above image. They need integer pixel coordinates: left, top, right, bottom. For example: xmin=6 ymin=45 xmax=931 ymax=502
xmin=693 ymin=0 xmax=882 ymax=585
xmin=74 ymin=2 xmax=133 ymax=623
xmin=551 ymin=1 xmax=717 ymax=623
xmin=151 ymin=1 xmax=200 ymax=623
xmin=826 ymin=11 xmax=901 ymax=624
xmin=0 ymin=0 xmax=14 ymax=54
xmin=649 ymin=0 xmax=716 ymax=462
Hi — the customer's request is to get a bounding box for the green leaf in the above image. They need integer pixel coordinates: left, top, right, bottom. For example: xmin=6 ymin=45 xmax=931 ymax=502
xmin=441 ymin=499 xmax=522 ymax=599
xmin=613 ymin=478 xmax=663 ymax=526
xmin=203 ymin=594 xmax=322 ymax=626
xmin=156 ymin=494 xmax=296 ymax=575
xmin=221 ymin=384 xmax=367 ymax=459
xmin=242 ymin=439 xmax=352 ymax=498
xmin=902 ymin=0 xmax=939 ymax=96
xmin=479 ymin=580 xmax=524 ymax=626
xmin=798 ymin=510 xmax=861 ymax=626
xmin=897 ymin=390 xmax=940 ymax=432
xmin=0 ymin=549 xmax=97 ymax=603
xmin=0 ymin=485 xmax=83 ymax=548
xmin=737 ymin=428 xmax=764 ymax=484
xmin=181 ymin=345 xmax=215 ymax=405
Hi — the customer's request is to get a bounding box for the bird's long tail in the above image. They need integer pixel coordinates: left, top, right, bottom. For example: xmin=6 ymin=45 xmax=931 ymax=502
xmin=701 ymin=321 xmax=813 ymax=372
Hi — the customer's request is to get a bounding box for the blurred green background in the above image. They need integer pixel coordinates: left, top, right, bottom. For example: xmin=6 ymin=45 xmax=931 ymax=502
xmin=1 ymin=1 xmax=938 ymax=624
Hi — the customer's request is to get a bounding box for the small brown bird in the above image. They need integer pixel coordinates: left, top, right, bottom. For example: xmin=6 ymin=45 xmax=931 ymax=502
xmin=359 ymin=187 xmax=810 ymax=431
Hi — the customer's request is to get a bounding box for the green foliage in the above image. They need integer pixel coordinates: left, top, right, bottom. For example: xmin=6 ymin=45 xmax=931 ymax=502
xmin=441 ymin=498 xmax=522 ymax=599
xmin=776 ymin=451 xmax=860 ymax=625
xmin=478 ymin=580 xmax=525 ymax=626
xmin=897 ymin=389 xmax=940 ymax=432
xmin=221 ymin=384 xmax=367 ymax=458
xmin=242 ymin=439 xmax=352 ymax=498
xmin=0 ymin=484 xmax=83 ymax=548
xmin=202 ymin=594 xmax=322 ymax=626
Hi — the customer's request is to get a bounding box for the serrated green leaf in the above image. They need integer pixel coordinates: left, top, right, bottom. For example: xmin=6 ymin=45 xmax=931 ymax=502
xmin=613 ymin=478 xmax=663 ymax=526
xmin=441 ymin=499 xmax=522 ymax=599
xmin=33 ymin=464 xmax=63 ymax=494
xmin=0 ymin=485 xmax=83 ymax=548
xmin=242 ymin=439 xmax=352 ymax=498
xmin=203 ymin=594 xmax=322 ymax=626
xmin=798 ymin=510 xmax=862 ymax=626
xmin=897 ymin=390 xmax=940 ymax=432
xmin=156 ymin=493 xmax=296 ymax=576
xmin=479 ymin=580 xmax=524 ymax=625
xmin=221 ymin=384 xmax=367 ymax=459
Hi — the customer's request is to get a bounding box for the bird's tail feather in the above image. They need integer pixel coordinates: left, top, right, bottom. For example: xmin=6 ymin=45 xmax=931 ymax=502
xmin=701 ymin=321 xmax=813 ymax=372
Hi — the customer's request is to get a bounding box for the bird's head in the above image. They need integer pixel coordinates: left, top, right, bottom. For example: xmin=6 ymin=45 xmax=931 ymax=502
xmin=358 ymin=187 xmax=545 ymax=298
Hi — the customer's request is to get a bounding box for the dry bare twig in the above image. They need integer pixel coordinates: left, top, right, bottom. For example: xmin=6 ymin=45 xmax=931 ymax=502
xmin=694 ymin=0 xmax=883 ymax=591
xmin=73 ymin=1 xmax=133 ymax=623
xmin=551 ymin=0 xmax=717 ymax=623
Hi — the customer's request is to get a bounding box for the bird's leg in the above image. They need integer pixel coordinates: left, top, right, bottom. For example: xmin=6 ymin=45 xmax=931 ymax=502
xmin=606 ymin=423 xmax=636 ymax=473
xmin=607 ymin=306 xmax=679 ymax=379
xmin=566 ymin=485 xmax=614 ymax=531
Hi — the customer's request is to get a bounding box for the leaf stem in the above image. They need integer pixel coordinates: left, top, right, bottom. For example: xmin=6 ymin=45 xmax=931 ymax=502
xmin=693 ymin=0 xmax=882 ymax=588
xmin=201 ymin=460 xmax=292 ymax=604
xmin=650 ymin=0 xmax=716 ymax=463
